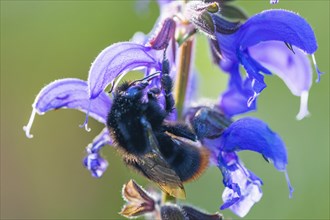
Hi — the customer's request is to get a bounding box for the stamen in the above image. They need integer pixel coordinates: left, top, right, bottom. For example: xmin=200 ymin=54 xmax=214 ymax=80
xmin=79 ymin=100 xmax=91 ymax=132
xmin=296 ymin=91 xmax=310 ymax=120
xmin=23 ymin=108 xmax=38 ymax=139
xmin=312 ymin=54 xmax=323 ymax=83
xmin=284 ymin=170 xmax=294 ymax=198
xmin=247 ymin=92 xmax=259 ymax=107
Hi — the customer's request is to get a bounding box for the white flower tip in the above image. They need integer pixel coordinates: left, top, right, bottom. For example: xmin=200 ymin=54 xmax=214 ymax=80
xmin=79 ymin=123 xmax=91 ymax=132
xmin=23 ymin=108 xmax=38 ymax=139
xmin=23 ymin=125 xmax=34 ymax=138
xmin=284 ymin=170 xmax=294 ymax=198
xmin=296 ymin=91 xmax=310 ymax=120
xmin=85 ymin=124 xmax=91 ymax=132
xmin=296 ymin=111 xmax=310 ymax=120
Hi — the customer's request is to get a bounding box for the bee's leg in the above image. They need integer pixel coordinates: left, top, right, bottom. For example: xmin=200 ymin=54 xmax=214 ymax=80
xmin=161 ymin=59 xmax=175 ymax=114
xmin=162 ymin=123 xmax=197 ymax=141
xmin=147 ymin=87 xmax=161 ymax=100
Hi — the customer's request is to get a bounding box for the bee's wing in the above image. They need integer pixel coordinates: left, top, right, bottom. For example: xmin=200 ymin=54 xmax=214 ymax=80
xmin=135 ymin=117 xmax=186 ymax=199
xmin=136 ymin=152 xmax=186 ymax=199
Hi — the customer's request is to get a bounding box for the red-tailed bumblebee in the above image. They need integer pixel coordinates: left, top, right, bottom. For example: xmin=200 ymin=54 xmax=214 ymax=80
xmin=107 ymin=59 xmax=209 ymax=199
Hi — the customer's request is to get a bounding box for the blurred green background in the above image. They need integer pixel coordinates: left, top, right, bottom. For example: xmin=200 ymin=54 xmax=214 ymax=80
xmin=1 ymin=1 xmax=329 ymax=219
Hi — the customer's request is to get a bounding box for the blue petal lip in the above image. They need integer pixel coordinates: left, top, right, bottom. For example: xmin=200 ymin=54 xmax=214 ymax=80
xmin=216 ymin=9 xmax=319 ymax=118
xmin=220 ymin=197 xmax=240 ymax=210
xmin=23 ymin=78 xmax=111 ymax=138
xmin=87 ymin=42 xmax=162 ymax=100
xmin=218 ymin=152 xmax=263 ymax=217
xmin=233 ymin=9 xmax=318 ymax=54
xmin=220 ymin=117 xmax=288 ymax=171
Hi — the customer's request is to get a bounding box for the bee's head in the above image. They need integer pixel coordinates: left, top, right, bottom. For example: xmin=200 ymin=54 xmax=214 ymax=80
xmin=120 ymin=81 xmax=149 ymax=98
xmin=115 ymin=72 xmax=161 ymax=98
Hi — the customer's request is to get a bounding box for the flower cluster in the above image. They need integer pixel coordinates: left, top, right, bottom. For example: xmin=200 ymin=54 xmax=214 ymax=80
xmin=24 ymin=0 xmax=321 ymax=218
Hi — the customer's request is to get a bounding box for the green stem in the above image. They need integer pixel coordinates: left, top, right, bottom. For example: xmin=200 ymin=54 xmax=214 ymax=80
xmin=174 ymin=38 xmax=194 ymax=119
xmin=162 ymin=192 xmax=177 ymax=204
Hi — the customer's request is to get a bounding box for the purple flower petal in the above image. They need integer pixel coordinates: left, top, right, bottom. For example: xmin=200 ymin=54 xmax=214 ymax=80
xmin=230 ymin=10 xmax=317 ymax=54
xmin=83 ymin=153 xmax=109 ymax=178
xmin=218 ymin=152 xmax=263 ymax=217
xmin=83 ymin=128 xmax=111 ymax=178
xmin=221 ymin=117 xmax=288 ymax=171
xmin=149 ymin=18 xmax=176 ymax=50
xmin=85 ymin=128 xmax=112 ymax=154
xmin=23 ymin=78 xmax=111 ymax=138
xmin=218 ymin=60 xmax=256 ymax=116
xmin=219 ymin=74 xmax=257 ymax=117
xmin=88 ymin=42 xmax=162 ymax=99
xmin=184 ymin=69 xmax=199 ymax=107
xmin=157 ymin=0 xmax=172 ymax=8
xmin=249 ymin=41 xmax=312 ymax=119
xmin=220 ymin=117 xmax=294 ymax=197
xmin=215 ymin=9 xmax=318 ymax=107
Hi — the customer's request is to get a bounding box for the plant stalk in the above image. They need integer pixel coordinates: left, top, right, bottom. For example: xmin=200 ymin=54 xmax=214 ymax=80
xmin=174 ymin=38 xmax=194 ymax=119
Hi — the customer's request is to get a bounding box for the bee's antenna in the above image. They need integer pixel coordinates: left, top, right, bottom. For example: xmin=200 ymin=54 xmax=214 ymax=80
xmin=129 ymin=71 xmax=161 ymax=86
xmin=108 ymin=81 xmax=115 ymax=94
xmin=108 ymin=72 xmax=129 ymax=94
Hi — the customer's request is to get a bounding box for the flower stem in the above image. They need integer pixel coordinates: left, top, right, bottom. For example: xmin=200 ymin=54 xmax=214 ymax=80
xmin=162 ymin=192 xmax=177 ymax=204
xmin=174 ymin=38 xmax=194 ymax=119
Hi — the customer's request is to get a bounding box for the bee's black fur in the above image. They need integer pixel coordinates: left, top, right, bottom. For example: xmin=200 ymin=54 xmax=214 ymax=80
xmin=107 ymin=59 xmax=208 ymax=185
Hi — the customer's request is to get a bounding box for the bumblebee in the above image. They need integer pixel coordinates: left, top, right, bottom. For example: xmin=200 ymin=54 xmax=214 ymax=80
xmin=107 ymin=59 xmax=210 ymax=199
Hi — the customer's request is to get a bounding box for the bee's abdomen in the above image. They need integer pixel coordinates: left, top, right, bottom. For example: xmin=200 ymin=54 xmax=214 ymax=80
xmin=156 ymin=132 xmax=210 ymax=182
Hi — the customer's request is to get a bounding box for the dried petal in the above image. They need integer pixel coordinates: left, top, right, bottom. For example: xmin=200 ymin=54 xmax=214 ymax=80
xmin=149 ymin=18 xmax=176 ymax=50
xmin=185 ymin=1 xmax=220 ymax=38
xmin=120 ymin=180 xmax=155 ymax=218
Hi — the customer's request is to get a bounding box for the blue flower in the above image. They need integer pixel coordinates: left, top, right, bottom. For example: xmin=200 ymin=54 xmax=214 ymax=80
xmin=23 ymin=79 xmax=112 ymax=177
xmin=187 ymin=107 xmax=293 ymax=217
xmin=23 ymin=42 xmax=165 ymax=177
xmin=212 ymin=9 xmax=322 ymax=118
xmin=218 ymin=117 xmax=293 ymax=217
